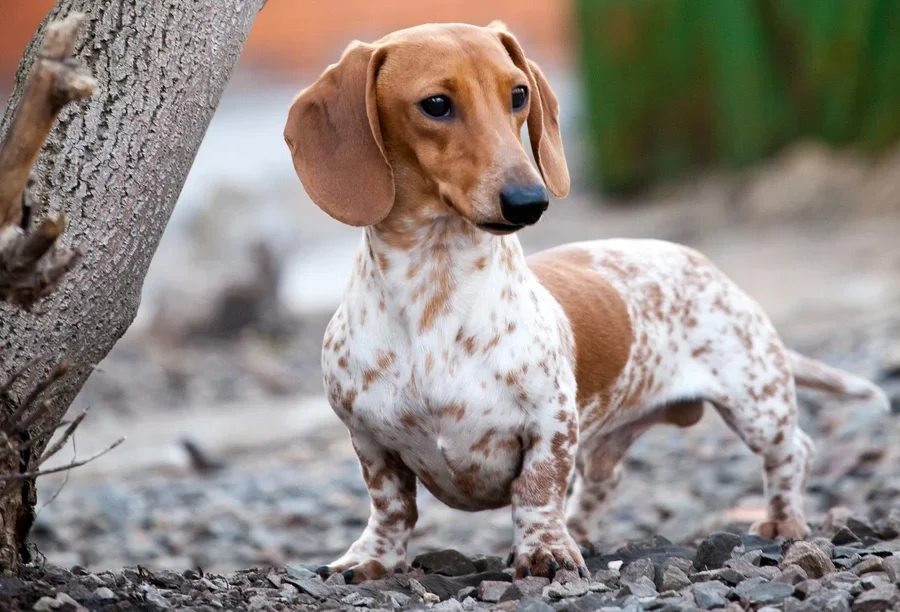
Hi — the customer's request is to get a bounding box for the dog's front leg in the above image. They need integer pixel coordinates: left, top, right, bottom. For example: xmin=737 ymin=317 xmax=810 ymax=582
xmin=317 ymin=433 xmax=417 ymax=584
xmin=510 ymin=405 xmax=587 ymax=579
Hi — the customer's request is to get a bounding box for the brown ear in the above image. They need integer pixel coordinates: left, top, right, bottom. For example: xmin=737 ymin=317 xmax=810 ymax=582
xmin=284 ymin=42 xmax=394 ymax=226
xmin=492 ymin=28 xmax=570 ymax=198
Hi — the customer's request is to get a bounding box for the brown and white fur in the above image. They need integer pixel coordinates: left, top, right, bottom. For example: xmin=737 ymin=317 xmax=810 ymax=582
xmin=283 ymin=22 xmax=890 ymax=583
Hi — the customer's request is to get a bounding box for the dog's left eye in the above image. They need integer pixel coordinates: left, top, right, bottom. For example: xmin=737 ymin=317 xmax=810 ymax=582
xmin=512 ymin=86 xmax=528 ymax=111
xmin=419 ymin=95 xmax=453 ymax=119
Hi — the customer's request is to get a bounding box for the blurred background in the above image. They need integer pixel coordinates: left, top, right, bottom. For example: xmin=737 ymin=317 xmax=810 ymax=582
xmin=1 ymin=0 xmax=900 ymax=574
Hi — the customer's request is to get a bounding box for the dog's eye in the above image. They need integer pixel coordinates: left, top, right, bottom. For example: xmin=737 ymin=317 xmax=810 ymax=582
xmin=512 ymin=86 xmax=528 ymax=111
xmin=419 ymin=95 xmax=452 ymax=119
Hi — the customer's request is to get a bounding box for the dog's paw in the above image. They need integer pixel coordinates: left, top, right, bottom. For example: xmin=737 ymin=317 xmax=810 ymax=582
xmin=750 ymin=517 xmax=810 ymax=540
xmin=316 ymin=557 xmax=404 ymax=584
xmin=513 ymin=529 xmax=588 ymax=580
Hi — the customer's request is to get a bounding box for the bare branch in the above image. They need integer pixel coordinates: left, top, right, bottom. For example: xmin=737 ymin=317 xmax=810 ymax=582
xmin=39 ymin=410 xmax=87 ymax=464
xmin=0 ymin=13 xmax=93 ymax=310
xmin=0 ymin=436 xmax=125 ymax=483
xmin=0 ymin=13 xmax=95 ymax=225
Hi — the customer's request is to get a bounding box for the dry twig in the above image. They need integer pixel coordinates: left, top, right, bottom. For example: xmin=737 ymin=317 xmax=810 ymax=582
xmin=0 ymin=13 xmax=95 ymax=310
xmin=0 ymin=358 xmax=124 ymax=496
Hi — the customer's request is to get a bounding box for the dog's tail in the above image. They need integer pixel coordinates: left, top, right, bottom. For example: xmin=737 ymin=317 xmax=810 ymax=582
xmin=787 ymin=349 xmax=891 ymax=411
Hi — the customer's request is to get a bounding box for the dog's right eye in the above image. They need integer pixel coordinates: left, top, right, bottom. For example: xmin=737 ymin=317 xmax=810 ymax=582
xmin=419 ymin=95 xmax=452 ymax=119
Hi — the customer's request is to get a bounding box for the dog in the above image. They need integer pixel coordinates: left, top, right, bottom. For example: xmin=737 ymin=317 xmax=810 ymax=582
xmin=283 ymin=21 xmax=890 ymax=583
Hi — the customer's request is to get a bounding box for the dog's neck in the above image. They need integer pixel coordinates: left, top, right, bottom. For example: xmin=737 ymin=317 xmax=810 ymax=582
xmin=358 ymin=213 xmax=530 ymax=336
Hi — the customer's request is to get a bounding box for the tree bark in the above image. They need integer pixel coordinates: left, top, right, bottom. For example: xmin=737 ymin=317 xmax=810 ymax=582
xmin=0 ymin=0 xmax=265 ymax=574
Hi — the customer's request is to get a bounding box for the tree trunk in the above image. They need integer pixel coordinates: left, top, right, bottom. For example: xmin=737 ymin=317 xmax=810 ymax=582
xmin=0 ymin=0 xmax=265 ymax=574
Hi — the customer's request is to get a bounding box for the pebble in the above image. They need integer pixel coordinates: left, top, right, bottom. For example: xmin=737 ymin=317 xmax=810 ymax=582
xmin=853 ymin=557 xmax=884 ymax=575
xmin=742 ymin=581 xmax=795 ymax=605
xmin=695 ymin=533 xmax=742 ymax=570
xmin=659 ymin=564 xmax=692 ymax=591
xmin=782 ymin=541 xmax=837 ymax=578
xmin=477 ymin=580 xmax=509 ymax=603
xmin=852 ymin=585 xmax=900 ymax=612
xmin=692 ymin=581 xmax=730 ymax=608
xmin=516 ymin=599 xmax=554 ymax=612
xmin=620 ymin=558 xmax=655 ymax=585
xmin=413 ymin=549 xmax=477 ymax=576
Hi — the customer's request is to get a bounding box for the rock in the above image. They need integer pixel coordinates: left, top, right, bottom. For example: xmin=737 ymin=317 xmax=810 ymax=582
xmin=32 ymin=597 xmax=59 ymax=612
xmin=725 ymin=557 xmax=780 ymax=581
xmin=833 ymin=528 xmax=863 ymax=546
xmin=813 ymin=538 xmax=837 ymax=560
xmin=792 ymin=589 xmax=852 ymax=612
xmin=795 ymin=578 xmax=822 ymax=599
xmin=821 ymin=508 xmax=855 ymax=537
xmin=695 ymin=533 xmax=742 ymax=570
xmin=617 ymin=575 xmax=657 ymax=598
xmin=778 ymin=565 xmax=809 ymax=585
xmin=616 ymin=535 xmax=674 ymax=553
xmin=659 ymin=564 xmax=692 ymax=592
xmin=545 ymin=578 xmax=590 ymax=599
xmin=384 ymin=590 xmax=412 ymax=607
xmin=324 ymin=572 xmax=345 ymax=586
xmin=877 ymin=509 xmax=900 ymax=540
xmin=835 ymin=546 xmax=865 ymax=559
xmin=517 ymin=599 xmax=555 ymax=612
xmin=149 ymin=569 xmax=185 ymax=590
xmin=821 ymin=572 xmax=865 ymax=596
xmin=93 ymin=586 xmax=116 ymax=600
xmin=499 ymin=577 xmax=548 ymax=601
xmin=692 ymin=568 xmax=746 ymax=586
xmin=433 ymin=599 xmax=465 ymax=612
xmin=852 ymin=586 xmax=900 ymax=612
xmin=552 ymin=569 xmax=582 ymax=585
xmin=882 ymin=555 xmax=900 ymax=582
xmin=285 ymin=565 xmax=317 ymax=580
xmin=457 ymin=586 xmax=477 ymax=601
xmin=853 ymin=557 xmax=884 ymax=576
xmin=742 ymin=582 xmax=796 ymax=606
xmin=413 ymin=550 xmax=478 ymax=576
xmin=283 ymin=577 xmax=331 ymax=599
xmin=692 ymin=581 xmax=730 ymax=608
xmin=782 ymin=541 xmax=837 ymax=578
xmin=424 ymin=592 xmax=441 ymax=604
xmin=477 ymin=580 xmax=510 ymax=603
xmin=248 ymin=594 xmax=270 ymax=610
xmin=141 ymin=585 xmax=172 ymax=610
xmin=342 ymin=592 xmax=378 ymax=607
xmin=846 ymin=517 xmax=878 ymax=540
xmin=621 ymin=558 xmax=655 ymax=585
xmin=471 ymin=555 xmax=506 ymax=574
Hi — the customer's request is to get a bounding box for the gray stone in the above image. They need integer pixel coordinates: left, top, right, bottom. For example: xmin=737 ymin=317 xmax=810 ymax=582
xmin=412 ymin=550 xmax=478 ymax=577
xmin=777 ymin=565 xmax=809 ymax=585
xmin=285 ymin=565 xmax=317 ymax=580
xmin=695 ymin=533 xmax=742 ymax=571
xmin=821 ymin=572 xmax=865 ymax=596
xmin=341 ymin=592 xmax=378 ymax=607
xmin=472 ymin=555 xmax=506 ymax=574
xmin=500 ymin=577 xmax=548 ymax=600
xmin=877 ymin=509 xmax=900 ymax=539
xmin=813 ymin=538 xmax=837 ymax=560
xmin=94 ymin=587 xmax=116 ymax=600
xmin=692 ymin=568 xmax=746 ymax=586
xmin=794 ymin=578 xmax=822 ymax=599
xmin=456 ymin=587 xmax=477 ymax=601
xmin=852 ymin=585 xmax=900 ymax=612
xmin=141 ymin=585 xmax=172 ymax=610
xmin=692 ymin=581 xmax=730 ymax=608
xmin=324 ymin=572 xmax=345 ymax=586
xmin=545 ymin=578 xmax=590 ymax=599
xmin=32 ymin=596 xmax=59 ymax=612
xmin=516 ymin=599 xmax=555 ymax=612
xmin=725 ymin=557 xmax=780 ymax=580
xmin=782 ymin=541 xmax=837 ymax=578
xmin=792 ymin=589 xmax=852 ymax=612
xmin=853 ymin=557 xmax=884 ymax=576
xmin=742 ymin=582 xmax=795 ymax=606
xmin=621 ymin=558 xmax=655 ymax=585
xmin=283 ymin=577 xmax=332 ymax=599
xmin=659 ymin=565 xmax=692 ymax=592
xmin=432 ymin=599 xmax=466 ymax=612
xmin=882 ymin=555 xmax=900 ymax=582
xmin=248 ymin=595 xmax=270 ymax=610
xmin=846 ymin=517 xmax=878 ymax=540
xmin=477 ymin=580 xmax=510 ymax=603
xmin=833 ymin=528 xmax=862 ymax=546
xmin=617 ymin=575 xmax=657 ymax=598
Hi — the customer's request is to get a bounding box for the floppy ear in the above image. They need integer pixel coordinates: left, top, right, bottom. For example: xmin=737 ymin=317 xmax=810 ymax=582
xmin=490 ymin=25 xmax=570 ymax=198
xmin=284 ymin=42 xmax=394 ymax=226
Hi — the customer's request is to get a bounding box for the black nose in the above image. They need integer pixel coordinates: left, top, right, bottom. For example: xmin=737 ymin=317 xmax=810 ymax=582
xmin=499 ymin=183 xmax=549 ymax=226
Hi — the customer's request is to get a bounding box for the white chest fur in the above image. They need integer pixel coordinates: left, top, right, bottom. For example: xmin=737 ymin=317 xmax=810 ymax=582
xmin=321 ymin=222 xmax=576 ymax=511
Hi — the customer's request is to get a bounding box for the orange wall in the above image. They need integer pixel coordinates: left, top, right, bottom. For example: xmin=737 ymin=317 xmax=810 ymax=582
xmin=1 ymin=0 xmax=570 ymax=86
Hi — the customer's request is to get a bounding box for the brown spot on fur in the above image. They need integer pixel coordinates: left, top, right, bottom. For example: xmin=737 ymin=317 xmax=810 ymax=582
xmin=529 ymin=247 xmax=633 ymax=416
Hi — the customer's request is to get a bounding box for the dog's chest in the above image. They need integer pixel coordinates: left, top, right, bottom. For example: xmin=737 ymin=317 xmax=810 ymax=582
xmin=321 ymin=262 xmax=574 ymax=511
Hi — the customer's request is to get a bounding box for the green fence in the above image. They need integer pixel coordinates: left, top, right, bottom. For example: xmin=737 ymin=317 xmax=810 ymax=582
xmin=574 ymin=0 xmax=900 ymax=195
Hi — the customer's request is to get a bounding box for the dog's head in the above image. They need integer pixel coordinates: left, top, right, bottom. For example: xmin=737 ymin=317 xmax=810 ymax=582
xmin=284 ymin=22 xmax=569 ymax=235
